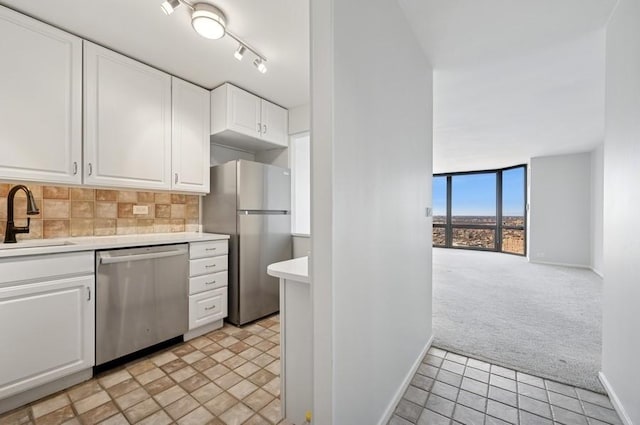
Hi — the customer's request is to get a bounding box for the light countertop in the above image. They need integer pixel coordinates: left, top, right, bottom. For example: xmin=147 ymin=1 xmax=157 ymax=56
xmin=267 ymin=256 xmax=309 ymax=283
xmin=0 ymin=232 xmax=229 ymax=259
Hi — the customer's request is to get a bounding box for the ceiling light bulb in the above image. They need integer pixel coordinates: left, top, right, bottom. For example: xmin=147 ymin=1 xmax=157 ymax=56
xmin=161 ymin=0 xmax=180 ymax=15
xmin=253 ymin=58 xmax=267 ymax=74
xmin=234 ymin=45 xmax=246 ymax=61
xmin=191 ymin=3 xmax=226 ymax=40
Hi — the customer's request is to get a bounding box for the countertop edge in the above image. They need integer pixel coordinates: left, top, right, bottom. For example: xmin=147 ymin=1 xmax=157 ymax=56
xmin=267 ymin=256 xmax=310 ymax=284
xmin=0 ymin=232 xmax=230 ymax=259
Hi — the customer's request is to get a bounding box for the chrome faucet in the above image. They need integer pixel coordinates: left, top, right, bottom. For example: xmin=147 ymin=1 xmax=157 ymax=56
xmin=4 ymin=185 xmax=40 ymax=243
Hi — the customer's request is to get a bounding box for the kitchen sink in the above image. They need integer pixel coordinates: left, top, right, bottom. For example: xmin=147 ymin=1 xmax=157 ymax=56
xmin=0 ymin=240 xmax=75 ymax=250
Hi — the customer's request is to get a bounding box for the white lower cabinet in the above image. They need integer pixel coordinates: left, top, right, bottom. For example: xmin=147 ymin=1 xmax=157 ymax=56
xmin=186 ymin=240 xmax=229 ymax=338
xmin=0 ymin=253 xmax=94 ymax=401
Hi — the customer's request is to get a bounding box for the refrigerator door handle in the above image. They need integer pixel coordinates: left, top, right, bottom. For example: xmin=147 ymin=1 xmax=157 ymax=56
xmin=238 ymin=210 xmax=289 ymax=215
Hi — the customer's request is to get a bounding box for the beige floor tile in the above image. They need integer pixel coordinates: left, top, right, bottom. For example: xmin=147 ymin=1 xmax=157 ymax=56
xmin=172 ymin=344 xmax=196 ymax=358
xmin=123 ymin=398 xmax=160 ymax=423
xmin=191 ymin=382 xmax=224 ymax=404
xmin=161 ymin=359 xmax=189 ymax=374
xmin=227 ymin=380 xmax=258 ymax=401
xmin=218 ymin=336 xmax=240 ymax=348
xmin=252 ymin=353 xmax=276 ymax=368
xmin=179 ymin=373 xmax=210 ymax=393
xmin=235 ymin=362 xmax=261 ymax=378
xmin=243 ymin=414 xmax=271 ymax=425
xmin=239 ymin=348 xmax=262 ymax=361
xmin=244 ymin=389 xmax=275 ymax=412
xmin=243 ymin=335 xmax=264 ymax=346
xmin=126 ymin=360 xmax=155 ymax=377
xmin=223 ymin=355 xmax=248 ymax=370
xmin=106 ymin=379 xmax=140 ymax=399
xmin=135 ymin=367 xmax=165 ymax=386
xmin=192 ymin=357 xmax=217 ymax=372
xmin=254 ymin=340 xmax=276 ymax=353
xmin=114 ymin=387 xmax=149 ymax=411
xmin=211 ymin=349 xmax=235 ymax=363
xmin=176 ymin=406 xmax=214 ymax=425
xmin=182 ymin=351 xmax=206 ymax=364
xmin=98 ymin=369 xmax=132 ymax=389
xmin=73 ymin=391 xmax=111 ymax=415
xmin=32 ymin=393 xmax=69 ymax=418
xmin=266 ymin=347 xmax=280 ymax=359
xmin=134 ymin=410 xmax=172 ymax=425
xmin=265 ymin=360 xmax=280 ymax=376
xmin=78 ymin=401 xmax=118 ymax=425
xmin=228 ymin=341 xmax=250 ymax=355
xmin=34 ymin=405 xmax=74 ymax=425
xmin=232 ymin=330 xmax=252 ymax=341
xmin=201 ymin=343 xmax=224 ymax=356
xmin=259 ymin=399 xmax=282 ymax=424
xmin=248 ymin=370 xmax=276 ymax=387
xmin=0 ymin=406 xmax=31 ymax=424
xmin=60 ymin=417 xmax=80 ymax=425
xmin=215 ymin=372 xmax=243 ymax=390
xmin=268 ymin=335 xmax=280 ymax=345
xmin=203 ymin=364 xmax=231 ymax=381
xmin=150 ymin=351 xmax=178 ymax=367
xmin=96 ymin=412 xmax=128 ymax=425
xmin=165 ymin=395 xmax=199 ymax=420
xmin=219 ymin=402 xmax=254 ymax=425
xmin=171 ymin=366 xmax=198 ymax=383
xmin=188 ymin=336 xmax=213 ymax=350
xmin=67 ymin=381 xmax=102 ymax=403
xmin=153 ymin=385 xmax=187 ymax=407
xmin=204 ymin=392 xmax=238 ymax=416
xmin=142 ymin=376 xmax=173 ymax=397
xmin=262 ymin=377 xmax=281 ymax=397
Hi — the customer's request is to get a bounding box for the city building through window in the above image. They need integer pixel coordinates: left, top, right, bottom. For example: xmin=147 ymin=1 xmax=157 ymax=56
xmin=432 ymin=165 xmax=527 ymax=255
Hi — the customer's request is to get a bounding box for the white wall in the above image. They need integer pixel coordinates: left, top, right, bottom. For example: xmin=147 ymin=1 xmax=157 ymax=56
xmin=529 ymin=152 xmax=592 ymax=267
xmin=209 ymin=143 xmax=255 ymax=166
xmin=601 ymin=0 xmax=640 ymax=422
xmin=590 ymin=143 xmax=604 ymax=275
xmin=311 ymin=0 xmax=433 ymax=423
xmin=292 ymin=235 xmax=310 ymax=258
xmin=288 ymin=104 xmax=310 ymax=135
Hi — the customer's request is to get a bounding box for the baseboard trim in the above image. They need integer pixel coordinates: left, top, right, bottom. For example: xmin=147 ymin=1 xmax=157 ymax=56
xmin=529 ymin=259 xmax=592 ymax=269
xmin=591 ymin=267 xmax=604 ymax=278
xmin=599 ymin=371 xmax=634 ymax=425
xmin=377 ymin=335 xmax=434 ymax=425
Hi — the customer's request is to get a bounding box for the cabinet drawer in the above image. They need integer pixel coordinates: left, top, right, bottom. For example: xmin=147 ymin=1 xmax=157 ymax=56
xmin=189 ymin=287 xmax=227 ymax=329
xmin=189 ymin=256 xmax=227 ymax=277
xmin=190 ymin=240 xmax=228 ymax=259
xmin=0 ymin=251 xmax=94 ymax=285
xmin=189 ymin=271 xmax=228 ymax=295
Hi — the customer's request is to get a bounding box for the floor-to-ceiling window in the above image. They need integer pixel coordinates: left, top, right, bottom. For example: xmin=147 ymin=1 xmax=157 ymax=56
xmin=432 ymin=165 xmax=527 ymax=255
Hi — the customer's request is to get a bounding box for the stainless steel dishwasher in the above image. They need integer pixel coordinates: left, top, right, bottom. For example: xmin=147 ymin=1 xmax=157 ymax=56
xmin=95 ymin=244 xmax=188 ymax=365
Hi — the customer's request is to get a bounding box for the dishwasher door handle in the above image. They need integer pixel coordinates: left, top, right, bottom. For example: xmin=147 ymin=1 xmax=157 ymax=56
xmin=99 ymin=249 xmax=186 ymax=264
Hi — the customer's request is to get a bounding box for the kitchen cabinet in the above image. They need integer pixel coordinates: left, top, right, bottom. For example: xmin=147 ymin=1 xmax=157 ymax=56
xmin=186 ymin=240 xmax=229 ymax=339
xmin=0 ymin=252 xmax=94 ymax=401
xmin=83 ymin=41 xmax=172 ymax=190
xmin=211 ymin=83 xmax=288 ymax=151
xmin=172 ymin=77 xmax=211 ymax=193
xmin=0 ymin=6 xmax=82 ymax=185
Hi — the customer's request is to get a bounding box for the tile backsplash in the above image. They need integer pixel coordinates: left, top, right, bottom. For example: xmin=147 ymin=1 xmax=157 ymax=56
xmin=0 ymin=182 xmax=201 ymax=241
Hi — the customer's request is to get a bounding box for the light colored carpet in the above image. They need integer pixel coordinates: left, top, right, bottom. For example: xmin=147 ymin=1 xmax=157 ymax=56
xmin=433 ymin=248 xmax=604 ymax=392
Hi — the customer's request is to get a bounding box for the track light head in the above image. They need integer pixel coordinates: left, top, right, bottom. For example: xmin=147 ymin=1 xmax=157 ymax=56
xmin=191 ymin=3 xmax=226 ymax=40
xmin=161 ymin=0 xmax=180 ymax=15
xmin=234 ymin=45 xmax=246 ymax=61
xmin=253 ymin=58 xmax=267 ymax=74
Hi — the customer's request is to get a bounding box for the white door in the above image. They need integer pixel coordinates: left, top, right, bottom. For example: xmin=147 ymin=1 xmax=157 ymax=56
xmin=172 ymin=77 xmax=210 ymax=193
xmin=0 ymin=6 xmax=82 ymax=184
xmin=260 ymin=100 xmax=289 ymax=147
xmin=0 ymin=275 xmax=95 ymax=399
xmin=83 ymin=41 xmax=172 ymax=190
xmin=228 ymin=85 xmax=261 ymax=138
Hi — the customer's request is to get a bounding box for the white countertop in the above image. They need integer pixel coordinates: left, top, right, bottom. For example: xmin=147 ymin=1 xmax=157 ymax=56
xmin=267 ymin=256 xmax=309 ymax=283
xmin=0 ymin=232 xmax=229 ymax=258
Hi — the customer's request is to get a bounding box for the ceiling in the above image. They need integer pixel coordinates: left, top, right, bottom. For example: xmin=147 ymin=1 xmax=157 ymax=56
xmin=398 ymin=0 xmax=618 ymax=173
xmin=0 ymin=0 xmax=309 ymax=108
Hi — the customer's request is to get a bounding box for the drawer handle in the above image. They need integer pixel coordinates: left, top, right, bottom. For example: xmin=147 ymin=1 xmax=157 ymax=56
xmin=205 ymin=305 xmax=216 ymax=311
xmin=205 ymin=280 xmax=216 ymax=285
xmin=205 ymin=264 xmax=217 ymax=268
xmin=205 ymin=248 xmax=217 ymax=251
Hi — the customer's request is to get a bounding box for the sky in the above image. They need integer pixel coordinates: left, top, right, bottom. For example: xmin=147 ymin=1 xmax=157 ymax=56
xmin=433 ymin=167 xmax=525 ymax=217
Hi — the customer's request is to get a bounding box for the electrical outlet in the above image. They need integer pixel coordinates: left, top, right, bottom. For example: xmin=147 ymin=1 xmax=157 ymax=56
xmin=133 ymin=205 xmax=149 ymax=215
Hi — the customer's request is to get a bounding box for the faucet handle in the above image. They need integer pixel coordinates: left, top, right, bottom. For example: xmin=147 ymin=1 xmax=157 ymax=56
xmin=14 ymin=217 xmax=31 ymax=234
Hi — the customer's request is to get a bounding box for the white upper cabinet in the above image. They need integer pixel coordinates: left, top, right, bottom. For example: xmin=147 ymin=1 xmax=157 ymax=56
xmin=172 ymin=77 xmax=211 ymax=193
xmin=83 ymin=41 xmax=172 ymax=190
xmin=211 ymin=83 xmax=288 ymax=151
xmin=0 ymin=6 xmax=82 ymax=184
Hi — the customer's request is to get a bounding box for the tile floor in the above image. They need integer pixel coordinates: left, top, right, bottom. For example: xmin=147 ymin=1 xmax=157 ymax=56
xmin=0 ymin=315 xmax=287 ymax=425
xmin=388 ymin=347 xmax=623 ymax=425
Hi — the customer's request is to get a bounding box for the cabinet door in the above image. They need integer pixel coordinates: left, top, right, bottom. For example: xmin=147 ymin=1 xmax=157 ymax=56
xmin=260 ymin=100 xmax=289 ymax=147
xmin=84 ymin=41 xmax=172 ymax=190
xmin=0 ymin=275 xmax=94 ymax=399
xmin=0 ymin=6 xmax=82 ymax=184
xmin=172 ymin=77 xmax=210 ymax=193
xmin=227 ymin=85 xmax=262 ymax=138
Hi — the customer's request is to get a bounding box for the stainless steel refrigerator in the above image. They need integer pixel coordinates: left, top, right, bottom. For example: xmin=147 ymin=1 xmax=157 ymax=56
xmin=202 ymin=160 xmax=292 ymax=325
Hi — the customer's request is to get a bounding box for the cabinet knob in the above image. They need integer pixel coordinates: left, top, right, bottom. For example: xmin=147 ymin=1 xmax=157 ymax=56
xmin=205 ymin=305 xmax=216 ymax=311
xmin=257 ymin=122 xmax=262 ymax=133
xmin=175 ymin=173 xmax=179 ymax=184
xmin=263 ymin=124 xmax=267 ymax=134
xmin=73 ymin=162 xmax=78 ymax=175
xmin=88 ymin=163 xmax=93 ymax=176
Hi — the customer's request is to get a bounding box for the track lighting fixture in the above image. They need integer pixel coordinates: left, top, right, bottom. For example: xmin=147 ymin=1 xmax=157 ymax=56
xmin=234 ymin=44 xmax=246 ymax=61
xmin=253 ymin=58 xmax=267 ymax=74
xmin=160 ymin=0 xmax=180 ymax=15
xmin=161 ymin=1 xmax=268 ymax=73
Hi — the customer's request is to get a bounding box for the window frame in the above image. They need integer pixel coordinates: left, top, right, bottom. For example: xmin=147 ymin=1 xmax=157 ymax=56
xmin=433 ymin=164 xmax=527 ymax=256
